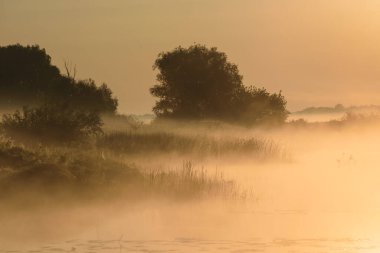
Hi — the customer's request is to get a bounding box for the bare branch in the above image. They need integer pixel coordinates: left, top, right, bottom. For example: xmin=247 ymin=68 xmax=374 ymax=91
xmin=64 ymin=60 xmax=71 ymax=78
xmin=73 ymin=64 xmax=77 ymax=79
xmin=63 ymin=60 xmax=77 ymax=80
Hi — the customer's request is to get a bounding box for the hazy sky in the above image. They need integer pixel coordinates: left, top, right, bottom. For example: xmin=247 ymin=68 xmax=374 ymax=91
xmin=1 ymin=0 xmax=380 ymax=114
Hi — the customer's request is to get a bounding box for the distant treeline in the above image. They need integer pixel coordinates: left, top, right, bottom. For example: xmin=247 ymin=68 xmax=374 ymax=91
xmin=0 ymin=44 xmax=118 ymax=113
xmin=294 ymin=104 xmax=380 ymax=115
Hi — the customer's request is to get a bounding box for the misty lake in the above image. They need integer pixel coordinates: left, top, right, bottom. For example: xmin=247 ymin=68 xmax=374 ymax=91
xmin=2 ymin=125 xmax=380 ymax=253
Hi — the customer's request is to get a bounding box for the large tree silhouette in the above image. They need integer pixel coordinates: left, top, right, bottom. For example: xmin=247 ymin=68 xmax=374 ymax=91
xmin=150 ymin=44 xmax=288 ymax=124
xmin=0 ymin=44 xmax=118 ymax=113
xmin=151 ymin=45 xmax=242 ymax=119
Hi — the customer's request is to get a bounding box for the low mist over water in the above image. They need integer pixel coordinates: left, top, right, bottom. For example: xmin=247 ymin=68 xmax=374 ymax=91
xmin=2 ymin=118 xmax=380 ymax=252
xmin=3 ymin=1 xmax=380 ymax=251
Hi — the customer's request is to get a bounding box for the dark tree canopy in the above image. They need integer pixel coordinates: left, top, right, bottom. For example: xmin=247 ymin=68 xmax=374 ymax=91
xmin=0 ymin=44 xmax=118 ymax=113
xmin=150 ymin=44 xmax=288 ymax=125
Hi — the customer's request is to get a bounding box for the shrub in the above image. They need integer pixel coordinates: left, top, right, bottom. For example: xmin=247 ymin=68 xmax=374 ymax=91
xmin=0 ymin=103 xmax=103 ymax=143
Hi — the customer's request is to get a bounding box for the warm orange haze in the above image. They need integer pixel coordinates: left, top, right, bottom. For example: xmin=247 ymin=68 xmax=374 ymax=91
xmin=2 ymin=1 xmax=380 ymax=253
xmin=2 ymin=0 xmax=380 ymax=113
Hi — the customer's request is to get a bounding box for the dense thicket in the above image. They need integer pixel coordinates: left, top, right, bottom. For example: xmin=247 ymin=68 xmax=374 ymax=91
xmin=0 ymin=44 xmax=118 ymax=113
xmin=1 ymin=103 xmax=103 ymax=143
xmin=150 ymin=44 xmax=288 ymax=125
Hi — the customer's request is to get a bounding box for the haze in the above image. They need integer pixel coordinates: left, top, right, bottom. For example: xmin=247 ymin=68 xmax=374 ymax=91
xmin=3 ymin=2 xmax=380 ymax=252
xmin=2 ymin=0 xmax=380 ymax=114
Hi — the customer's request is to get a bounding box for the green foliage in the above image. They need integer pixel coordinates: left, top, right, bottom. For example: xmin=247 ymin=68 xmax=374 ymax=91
xmin=0 ymin=103 xmax=103 ymax=143
xmin=0 ymin=44 xmax=118 ymax=113
xmin=150 ymin=44 xmax=288 ymax=125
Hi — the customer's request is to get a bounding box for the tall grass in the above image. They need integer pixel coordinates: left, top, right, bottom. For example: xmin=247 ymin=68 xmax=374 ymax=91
xmin=97 ymin=131 xmax=282 ymax=160
xmin=143 ymin=161 xmax=252 ymax=200
xmin=0 ymin=138 xmax=141 ymax=198
xmin=0 ymin=138 xmax=247 ymax=202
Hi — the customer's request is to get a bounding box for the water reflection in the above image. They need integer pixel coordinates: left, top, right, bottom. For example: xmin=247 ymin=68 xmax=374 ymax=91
xmin=2 ymin=237 xmax=377 ymax=253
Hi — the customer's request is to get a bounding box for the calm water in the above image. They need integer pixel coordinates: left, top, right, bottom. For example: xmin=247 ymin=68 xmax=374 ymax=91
xmin=2 ymin=127 xmax=380 ymax=252
xmin=1 ymin=237 xmax=377 ymax=253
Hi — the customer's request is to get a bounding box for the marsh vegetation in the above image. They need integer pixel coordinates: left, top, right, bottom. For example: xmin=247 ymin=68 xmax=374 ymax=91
xmin=2 ymin=44 xmax=380 ymax=253
xmin=0 ymin=44 xmax=288 ymax=204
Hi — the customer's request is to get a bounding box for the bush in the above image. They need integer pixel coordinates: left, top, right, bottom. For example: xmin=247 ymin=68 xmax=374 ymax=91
xmin=0 ymin=103 xmax=103 ymax=143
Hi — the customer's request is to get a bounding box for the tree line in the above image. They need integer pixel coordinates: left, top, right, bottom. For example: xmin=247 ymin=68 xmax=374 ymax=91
xmin=0 ymin=43 xmax=288 ymax=142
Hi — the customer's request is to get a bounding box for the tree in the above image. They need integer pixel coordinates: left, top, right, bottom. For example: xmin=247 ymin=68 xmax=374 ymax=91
xmin=150 ymin=44 xmax=288 ymax=125
xmin=0 ymin=44 xmax=60 ymax=107
xmin=0 ymin=44 xmax=118 ymax=113
xmin=236 ymin=86 xmax=288 ymax=125
xmin=151 ymin=44 xmax=243 ymax=119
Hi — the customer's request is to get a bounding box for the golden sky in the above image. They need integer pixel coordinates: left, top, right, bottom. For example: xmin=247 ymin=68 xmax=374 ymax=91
xmin=1 ymin=0 xmax=380 ymax=114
